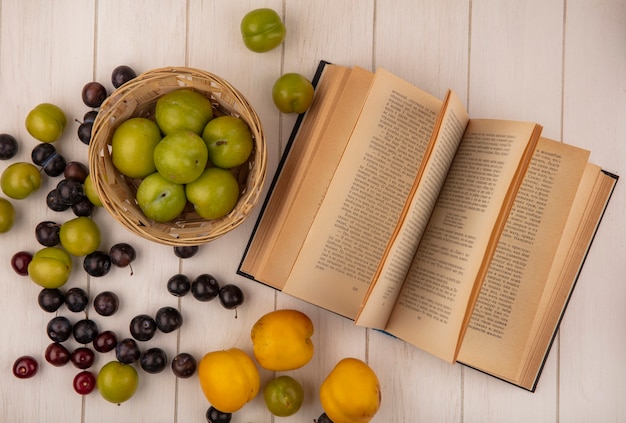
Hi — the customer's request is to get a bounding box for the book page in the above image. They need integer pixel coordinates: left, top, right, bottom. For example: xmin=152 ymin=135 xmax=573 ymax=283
xmin=384 ymin=119 xmax=542 ymax=362
xmin=239 ymin=65 xmax=374 ymax=288
xmin=355 ymin=90 xmax=470 ymax=328
xmin=456 ymin=138 xmax=590 ymax=383
xmin=517 ymin=165 xmax=616 ymax=389
xmin=282 ymin=68 xmax=443 ymax=318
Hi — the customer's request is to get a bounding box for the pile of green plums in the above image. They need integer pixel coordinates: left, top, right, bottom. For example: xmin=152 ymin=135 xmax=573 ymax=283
xmin=109 ymin=88 xmax=254 ymax=223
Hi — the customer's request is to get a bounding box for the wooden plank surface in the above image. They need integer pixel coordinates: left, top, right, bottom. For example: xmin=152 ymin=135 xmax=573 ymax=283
xmin=559 ymin=0 xmax=626 ymax=421
xmin=0 ymin=1 xmax=624 ymax=422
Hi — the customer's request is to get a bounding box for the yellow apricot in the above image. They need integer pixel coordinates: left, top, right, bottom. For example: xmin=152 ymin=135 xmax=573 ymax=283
xmin=251 ymin=309 xmax=314 ymax=371
xmin=197 ymin=348 xmax=260 ymax=413
xmin=320 ymin=358 xmax=381 ymax=423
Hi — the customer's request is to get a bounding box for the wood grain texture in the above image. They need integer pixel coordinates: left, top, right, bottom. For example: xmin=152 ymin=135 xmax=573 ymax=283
xmin=559 ymin=0 xmax=626 ymax=421
xmin=0 ymin=0 xmax=624 ymax=422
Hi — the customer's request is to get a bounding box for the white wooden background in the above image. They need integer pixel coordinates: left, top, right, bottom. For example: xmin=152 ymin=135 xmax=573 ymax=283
xmin=1 ymin=1 xmax=624 ymax=422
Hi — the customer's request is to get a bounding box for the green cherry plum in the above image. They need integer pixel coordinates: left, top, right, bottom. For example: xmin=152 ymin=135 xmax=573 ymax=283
xmin=111 ymin=117 xmax=161 ymax=179
xmin=83 ymin=174 xmax=103 ymax=207
xmin=272 ymin=73 xmax=315 ymax=114
xmin=97 ymin=361 xmax=139 ymax=404
xmin=153 ymin=130 xmax=208 ymax=184
xmin=154 ymin=89 xmax=213 ymax=136
xmin=263 ymin=375 xmax=305 ymax=417
xmin=25 ymin=103 xmax=67 ymax=143
xmin=0 ymin=197 xmax=15 ymax=233
xmin=136 ymin=172 xmax=187 ymax=223
xmin=185 ymin=167 xmax=240 ymax=220
xmin=27 ymin=247 xmax=72 ymax=289
xmin=59 ymin=217 xmax=101 ymax=256
xmin=202 ymin=116 xmax=254 ymax=169
xmin=240 ymin=8 xmax=286 ymax=53
xmin=1 ymin=162 xmax=42 ymax=199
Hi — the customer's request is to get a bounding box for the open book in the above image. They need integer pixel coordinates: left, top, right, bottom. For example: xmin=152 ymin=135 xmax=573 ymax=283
xmin=238 ymin=62 xmax=617 ymax=391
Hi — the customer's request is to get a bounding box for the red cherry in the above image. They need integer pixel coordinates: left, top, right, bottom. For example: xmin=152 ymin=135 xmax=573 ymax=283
xmin=12 ymin=355 xmax=38 ymax=379
xmin=93 ymin=330 xmax=117 ymax=353
xmin=45 ymin=342 xmax=71 ymax=366
xmin=73 ymin=371 xmax=96 ymax=395
xmin=11 ymin=251 xmax=32 ymax=276
xmin=71 ymin=347 xmax=95 ymax=369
